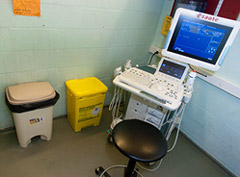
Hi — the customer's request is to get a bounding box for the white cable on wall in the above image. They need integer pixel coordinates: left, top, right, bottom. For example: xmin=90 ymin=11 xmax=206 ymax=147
xmin=214 ymin=0 xmax=224 ymax=16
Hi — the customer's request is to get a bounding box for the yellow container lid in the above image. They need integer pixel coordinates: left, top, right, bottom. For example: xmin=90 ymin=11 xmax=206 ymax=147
xmin=66 ymin=77 xmax=108 ymax=97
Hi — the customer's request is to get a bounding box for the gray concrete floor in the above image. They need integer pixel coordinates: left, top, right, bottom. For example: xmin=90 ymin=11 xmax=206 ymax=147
xmin=0 ymin=108 xmax=233 ymax=177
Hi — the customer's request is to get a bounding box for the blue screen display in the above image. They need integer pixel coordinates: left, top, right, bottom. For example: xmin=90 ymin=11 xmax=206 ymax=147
xmin=173 ymin=20 xmax=226 ymax=61
xmin=159 ymin=60 xmax=186 ymax=79
xmin=168 ymin=15 xmax=232 ymax=65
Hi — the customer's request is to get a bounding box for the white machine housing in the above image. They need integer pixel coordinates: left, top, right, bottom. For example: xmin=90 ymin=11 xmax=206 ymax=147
xmin=114 ymin=57 xmax=189 ymax=111
xmin=162 ymin=8 xmax=240 ymax=71
xmin=125 ymin=94 xmax=168 ymax=129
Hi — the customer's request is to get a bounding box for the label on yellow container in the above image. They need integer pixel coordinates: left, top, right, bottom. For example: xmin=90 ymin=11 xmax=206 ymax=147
xmin=78 ymin=103 xmax=102 ymax=122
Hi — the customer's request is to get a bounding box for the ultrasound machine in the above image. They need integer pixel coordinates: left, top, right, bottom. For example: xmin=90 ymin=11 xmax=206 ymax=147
xmin=109 ymin=8 xmax=240 ymax=146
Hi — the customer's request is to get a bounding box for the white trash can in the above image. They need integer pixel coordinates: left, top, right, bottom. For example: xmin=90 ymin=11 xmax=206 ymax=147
xmin=6 ymin=82 xmax=59 ymax=148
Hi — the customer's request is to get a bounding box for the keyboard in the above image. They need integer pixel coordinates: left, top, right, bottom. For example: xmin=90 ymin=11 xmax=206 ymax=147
xmin=118 ymin=67 xmax=184 ymax=105
xmin=119 ymin=68 xmax=153 ymax=87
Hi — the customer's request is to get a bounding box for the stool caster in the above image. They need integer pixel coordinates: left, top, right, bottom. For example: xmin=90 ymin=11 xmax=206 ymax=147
xmin=95 ymin=166 xmax=111 ymax=177
xmin=124 ymin=167 xmax=139 ymax=177
xmin=128 ymin=169 xmax=138 ymax=177
xmin=95 ymin=166 xmax=140 ymax=177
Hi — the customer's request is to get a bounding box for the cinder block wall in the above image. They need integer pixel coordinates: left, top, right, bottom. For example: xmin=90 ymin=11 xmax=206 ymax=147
xmin=0 ymin=0 xmax=164 ymax=129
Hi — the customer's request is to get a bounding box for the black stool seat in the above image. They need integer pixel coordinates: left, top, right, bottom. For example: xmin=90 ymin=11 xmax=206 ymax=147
xmin=95 ymin=119 xmax=168 ymax=177
xmin=112 ymin=119 xmax=168 ymax=163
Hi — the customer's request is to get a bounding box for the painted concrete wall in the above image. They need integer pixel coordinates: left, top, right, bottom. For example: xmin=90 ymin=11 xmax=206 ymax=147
xmin=1 ymin=0 xmax=239 ymax=175
xmin=0 ymin=0 xmax=164 ymax=129
xmin=152 ymin=1 xmax=240 ymax=176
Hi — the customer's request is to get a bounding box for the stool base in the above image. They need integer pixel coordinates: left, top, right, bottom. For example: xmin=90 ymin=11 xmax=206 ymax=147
xmin=95 ymin=165 xmax=139 ymax=177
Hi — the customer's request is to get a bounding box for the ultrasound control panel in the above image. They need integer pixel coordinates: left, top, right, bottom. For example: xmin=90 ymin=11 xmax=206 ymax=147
xmin=114 ymin=58 xmax=189 ymax=110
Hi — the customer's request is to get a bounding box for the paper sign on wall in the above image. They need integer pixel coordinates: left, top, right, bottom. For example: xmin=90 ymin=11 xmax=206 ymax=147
xmin=13 ymin=0 xmax=41 ymax=17
xmin=161 ymin=16 xmax=172 ymax=36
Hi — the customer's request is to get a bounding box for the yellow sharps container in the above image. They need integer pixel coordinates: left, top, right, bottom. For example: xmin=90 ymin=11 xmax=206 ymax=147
xmin=66 ymin=77 xmax=108 ymax=132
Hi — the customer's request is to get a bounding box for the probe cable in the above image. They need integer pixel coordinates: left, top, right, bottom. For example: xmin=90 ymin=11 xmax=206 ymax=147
xmin=109 ymin=86 xmax=123 ymax=120
xmin=167 ymin=103 xmax=186 ymax=152
xmin=164 ymin=102 xmax=184 ymax=138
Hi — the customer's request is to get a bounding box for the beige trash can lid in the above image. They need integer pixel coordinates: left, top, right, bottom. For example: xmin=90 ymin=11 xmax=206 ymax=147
xmin=6 ymin=82 xmax=56 ymax=105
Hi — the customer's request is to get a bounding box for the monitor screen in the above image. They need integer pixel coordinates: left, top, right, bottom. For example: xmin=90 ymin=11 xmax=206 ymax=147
xmin=162 ymin=8 xmax=240 ymax=71
xmin=159 ymin=59 xmax=186 ymax=79
xmin=168 ymin=16 xmax=232 ymax=65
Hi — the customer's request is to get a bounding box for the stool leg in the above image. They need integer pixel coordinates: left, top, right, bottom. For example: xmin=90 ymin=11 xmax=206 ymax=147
xmin=124 ymin=159 xmax=136 ymax=177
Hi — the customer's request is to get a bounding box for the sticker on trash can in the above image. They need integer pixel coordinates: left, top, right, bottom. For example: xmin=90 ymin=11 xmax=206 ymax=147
xmin=29 ymin=117 xmax=43 ymax=124
xmin=78 ymin=103 xmax=102 ymax=122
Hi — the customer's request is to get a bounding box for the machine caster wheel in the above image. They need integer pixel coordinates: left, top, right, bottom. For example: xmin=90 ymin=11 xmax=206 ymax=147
xmin=107 ymin=134 xmax=113 ymax=143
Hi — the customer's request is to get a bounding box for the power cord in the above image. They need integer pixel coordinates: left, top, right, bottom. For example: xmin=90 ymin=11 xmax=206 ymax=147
xmin=148 ymin=51 xmax=159 ymax=65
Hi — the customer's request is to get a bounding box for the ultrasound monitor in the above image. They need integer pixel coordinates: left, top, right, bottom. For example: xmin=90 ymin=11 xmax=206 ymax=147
xmin=162 ymin=8 xmax=240 ymax=71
